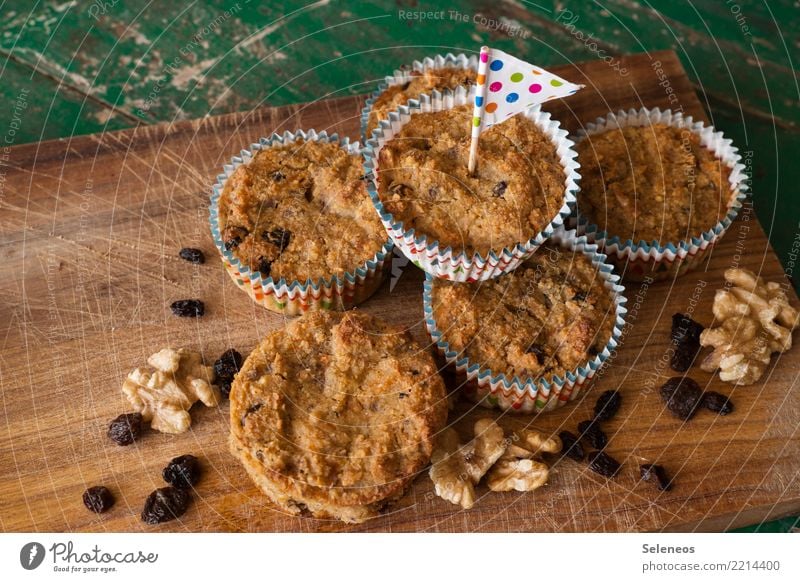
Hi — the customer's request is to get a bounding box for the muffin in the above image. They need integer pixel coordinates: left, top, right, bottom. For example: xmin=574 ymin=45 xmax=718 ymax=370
xmin=365 ymin=65 xmax=477 ymax=136
xmin=210 ymin=131 xmax=392 ymax=313
xmin=365 ymin=94 xmax=578 ymax=281
xmin=229 ymin=310 xmax=448 ymax=522
xmin=424 ymin=232 xmax=626 ymax=412
xmin=575 ymin=108 xmax=747 ymax=281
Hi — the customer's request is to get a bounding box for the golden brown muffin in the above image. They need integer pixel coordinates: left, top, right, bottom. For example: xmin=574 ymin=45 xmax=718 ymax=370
xmin=229 ymin=310 xmax=448 ymax=523
xmin=429 ymin=242 xmax=616 ymax=381
xmin=376 ymin=104 xmax=566 ymax=256
xmin=576 ymin=124 xmax=732 ymax=244
xmin=366 ymin=66 xmax=476 ymax=135
xmin=218 ymin=139 xmax=385 ymax=281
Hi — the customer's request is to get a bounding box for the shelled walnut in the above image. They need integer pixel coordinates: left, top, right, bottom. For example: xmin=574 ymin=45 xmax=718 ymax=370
xmin=122 ymin=348 xmax=220 ymax=434
xmin=487 ymin=429 xmax=562 ymax=492
xmin=700 ymin=268 xmax=799 ymax=385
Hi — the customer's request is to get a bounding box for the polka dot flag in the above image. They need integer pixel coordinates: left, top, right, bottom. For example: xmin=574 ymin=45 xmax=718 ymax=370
xmin=468 ymin=46 xmax=583 ymax=172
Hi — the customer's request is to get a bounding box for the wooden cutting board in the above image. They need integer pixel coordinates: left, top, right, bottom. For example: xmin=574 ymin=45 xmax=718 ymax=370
xmin=1 ymin=50 xmax=798 ymax=533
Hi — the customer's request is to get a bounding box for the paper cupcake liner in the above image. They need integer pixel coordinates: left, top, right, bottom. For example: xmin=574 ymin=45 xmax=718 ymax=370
xmin=574 ymin=107 xmax=749 ymax=282
xmin=360 ymin=52 xmax=479 ymax=142
xmin=363 ymin=86 xmax=580 ymax=282
xmin=423 ymin=229 xmax=627 ymax=413
xmin=209 ymin=130 xmax=393 ymax=315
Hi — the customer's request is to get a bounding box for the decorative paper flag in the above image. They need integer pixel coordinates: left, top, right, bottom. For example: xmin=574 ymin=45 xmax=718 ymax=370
xmin=468 ymin=46 xmax=583 ymax=174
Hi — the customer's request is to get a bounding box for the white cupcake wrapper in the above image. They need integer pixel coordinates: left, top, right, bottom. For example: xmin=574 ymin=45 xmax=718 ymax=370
xmin=574 ymin=107 xmax=749 ymax=281
xmin=363 ymin=85 xmax=580 ymax=282
xmin=209 ymin=129 xmax=393 ymax=315
xmin=423 ymin=229 xmax=627 ymax=413
xmin=360 ymin=52 xmax=479 ymax=142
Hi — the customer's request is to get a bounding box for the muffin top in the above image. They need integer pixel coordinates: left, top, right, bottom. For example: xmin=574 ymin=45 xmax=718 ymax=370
xmin=429 ymin=242 xmax=616 ymax=381
xmin=576 ymin=124 xmax=732 ymax=244
xmin=376 ymin=105 xmax=566 ymax=256
xmin=366 ymin=66 xmax=476 ymax=135
xmin=217 ymin=139 xmax=386 ymax=282
xmin=229 ymin=310 xmax=448 ymax=509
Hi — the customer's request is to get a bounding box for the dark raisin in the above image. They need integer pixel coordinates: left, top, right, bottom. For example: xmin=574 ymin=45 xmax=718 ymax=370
xmin=428 ymin=187 xmax=439 ymax=199
xmin=588 ymin=345 xmax=600 ymax=356
xmin=107 ymin=412 xmax=143 ymax=445
xmin=578 ymin=420 xmax=608 ymax=449
xmin=163 ymin=455 xmax=201 ymax=489
xmin=593 ymin=390 xmax=622 ymax=422
xmin=588 ymin=451 xmax=621 ymax=477
xmin=400 ymin=81 xmax=411 ymax=90
xmin=492 ymin=181 xmax=507 ymax=197
xmin=82 ymin=486 xmax=114 ymax=513
xmin=214 ymin=349 xmax=243 ymax=398
xmin=141 ymin=487 xmax=190 ymax=524
xmin=222 ymin=226 xmax=248 ymax=250
xmin=271 ymin=171 xmax=285 ymax=182
xmin=256 ymin=257 xmax=272 ymax=277
xmin=703 ymin=391 xmax=734 ymax=415
xmin=559 ymin=431 xmax=584 ymax=461
xmin=398 ymin=392 xmax=408 ymax=399
xmin=526 ymin=343 xmax=546 ymax=365
xmin=669 ymin=314 xmax=704 ymax=372
xmin=262 ymin=228 xmax=292 ymax=251
xmin=640 ymin=463 xmax=673 ymax=491
xmin=660 ymin=377 xmax=703 ymax=420
xmin=572 ymin=291 xmax=588 ymax=302
xmin=170 ymin=299 xmax=204 ymax=317
xmin=178 ymin=247 xmax=205 ymax=264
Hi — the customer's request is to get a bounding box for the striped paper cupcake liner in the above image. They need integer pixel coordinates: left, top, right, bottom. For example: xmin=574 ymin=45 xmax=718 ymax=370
xmin=423 ymin=229 xmax=627 ymax=413
xmin=209 ymin=130 xmax=393 ymax=315
xmin=360 ymin=52 xmax=479 ymax=143
xmin=363 ymin=85 xmax=580 ymax=282
xmin=574 ymin=107 xmax=749 ymax=282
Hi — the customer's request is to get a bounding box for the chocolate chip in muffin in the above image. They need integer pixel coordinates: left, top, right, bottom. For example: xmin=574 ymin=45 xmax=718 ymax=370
xmin=428 ymin=187 xmax=439 ymax=200
xmin=256 ymin=257 xmax=273 ymax=277
xmin=83 ymin=486 xmax=114 ymax=513
xmin=572 ymin=291 xmax=588 ymax=302
xmin=222 ymin=225 xmax=248 ymax=250
xmin=262 ymin=228 xmax=292 ymax=251
xmin=492 ymin=181 xmax=508 ymax=198
xmin=271 ymin=170 xmax=286 ymax=182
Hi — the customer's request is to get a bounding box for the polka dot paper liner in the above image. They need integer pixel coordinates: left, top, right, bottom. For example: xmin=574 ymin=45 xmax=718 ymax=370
xmin=423 ymin=229 xmax=628 ymax=413
xmin=209 ymin=130 xmax=393 ymax=315
xmin=363 ymin=85 xmax=580 ymax=282
xmin=360 ymin=52 xmax=479 ymax=143
xmin=574 ymin=107 xmax=749 ymax=282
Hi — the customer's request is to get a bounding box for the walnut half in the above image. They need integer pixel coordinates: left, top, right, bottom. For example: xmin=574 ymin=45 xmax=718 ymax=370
xmin=123 ymin=348 xmax=220 ymax=434
xmin=487 ymin=429 xmax=562 ymax=492
xmin=700 ymin=268 xmax=799 ymax=385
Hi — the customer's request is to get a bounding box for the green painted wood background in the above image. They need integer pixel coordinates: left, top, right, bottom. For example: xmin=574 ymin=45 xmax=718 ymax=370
xmin=0 ymin=0 xmax=797 ymax=532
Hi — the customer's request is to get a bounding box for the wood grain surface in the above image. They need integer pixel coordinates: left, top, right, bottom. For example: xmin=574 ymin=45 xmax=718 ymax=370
xmin=1 ymin=50 xmax=798 ymax=533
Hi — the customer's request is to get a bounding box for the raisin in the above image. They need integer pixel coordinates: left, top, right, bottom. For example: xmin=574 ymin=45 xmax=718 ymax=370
xmin=178 ymin=247 xmax=205 ymax=264
xmin=660 ymin=377 xmax=703 ymax=420
xmin=526 ymin=343 xmax=546 ymax=365
xmin=572 ymin=291 xmax=588 ymax=302
xmin=703 ymin=391 xmax=734 ymax=415
xmin=588 ymin=451 xmax=621 ymax=477
xmin=559 ymin=431 xmax=584 ymax=461
xmin=640 ymin=463 xmax=673 ymax=491
xmin=141 ymin=487 xmax=190 ymax=524
xmin=170 ymin=299 xmax=204 ymax=317
xmin=593 ymin=390 xmax=622 ymax=422
xmin=222 ymin=226 xmax=248 ymax=250
xmin=400 ymin=81 xmax=411 ymax=90
xmin=256 ymin=257 xmax=272 ymax=277
xmin=214 ymin=349 xmax=242 ymax=398
xmin=428 ymin=187 xmax=439 ymax=199
xmin=271 ymin=171 xmax=285 ymax=182
xmin=578 ymin=420 xmax=608 ymax=449
xmin=492 ymin=181 xmax=507 ymax=197
xmin=669 ymin=313 xmax=704 ymax=372
xmin=163 ymin=455 xmax=201 ymax=489
xmin=262 ymin=228 xmax=292 ymax=251
xmin=107 ymin=412 xmax=143 ymax=445
xmin=82 ymin=486 xmax=114 ymax=513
